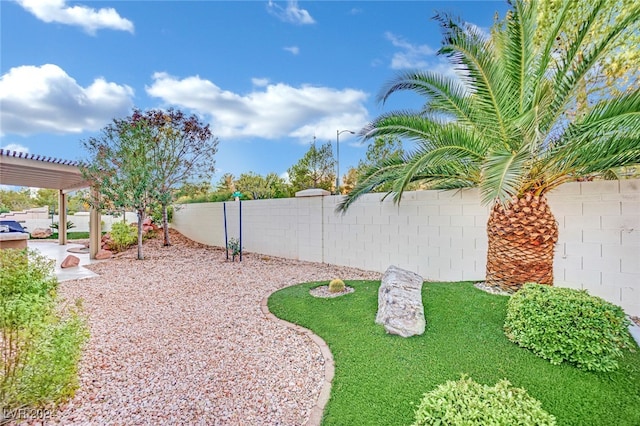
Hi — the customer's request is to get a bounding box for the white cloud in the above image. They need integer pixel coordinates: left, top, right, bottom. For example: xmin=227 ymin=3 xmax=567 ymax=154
xmin=0 ymin=143 xmax=29 ymax=153
xmin=284 ymin=46 xmax=300 ymax=55
xmin=146 ymin=72 xmax=368 ymax=143
xmin=16 ymin=0 xmax=134 ymax=35
xmin=0 ymin=64 xmax=134 ymax=135
xmin=267 ymin=0 xmax=315 ymax=25
xmin=385 ymin=32 xmax=435 ymax=70
xmin=251 ymin=78 xmax=270 ymax=87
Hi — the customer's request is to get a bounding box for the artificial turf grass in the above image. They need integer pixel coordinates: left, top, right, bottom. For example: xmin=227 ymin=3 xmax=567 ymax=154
xmin=267 ymin=281 xmax=640 ymax=426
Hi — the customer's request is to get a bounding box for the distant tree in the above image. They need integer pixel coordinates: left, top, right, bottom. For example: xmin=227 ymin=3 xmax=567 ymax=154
xmin=176 ymin=181 xmax=212 ymax=201
xmin=346 ymin=136 xmax=404 ymax=194
xmin=288 ymin=141 xmax=336 ymax=193
xmin=234 ymin=172 xmax=290 ymax=199
xmin=216 ymin=173 xmax=236 ymax=193
xmin=68 ymin=190 xmax=90 ymax=213
xmin=134 ymin=108 xmax=218 ymax=246
xmin=80 ymin=117 xmax=156 ymax=260
xmin=341 ymin=167 xmax=360 ymax=195
xmin=33 ymin=189 xmax=58 ymax=213
xmin=264 ymin=172 xmax=292 ymax=198
xmin=0 ymin=188 xmax=31 ymax=212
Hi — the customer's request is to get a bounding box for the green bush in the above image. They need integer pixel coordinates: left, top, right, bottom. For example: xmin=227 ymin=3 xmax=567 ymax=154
xmin=504 ymin=283 xmax=633 ymax=372
xmin=151 ymin=204 xmax=173 ymax=225
xmin=0 ymin=249 xmax=88 ymax=410
xmin=412 ymin=376 xmax=556 ymax=426
xmin=109 ymin=221 xmax=137 ymax=252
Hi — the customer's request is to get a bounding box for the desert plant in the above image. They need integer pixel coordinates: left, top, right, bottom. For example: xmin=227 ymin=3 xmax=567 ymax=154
xmin=228 ymin=238 xmax=242 ymax=261
xmin=50 ymin=220 xmax=75 ymax=231
xmin=329 ymin=279 xmax=346 ymax=293
xmin=412 ymin=376 xmax=556 ymax=426
xmin=109 ymin=221 xmax=137 ymax=252
xmin=504 ymin=283 xmax=633 ymax=372
xmin=0 ymin=249 xmax=88 ymax=410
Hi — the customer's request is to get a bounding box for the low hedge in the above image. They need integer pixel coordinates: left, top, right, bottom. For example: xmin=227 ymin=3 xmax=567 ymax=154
xmin=412 ymin=376 xmax=556 ymax=425
xmin=504 ymin=283 xmax=633 ymax=372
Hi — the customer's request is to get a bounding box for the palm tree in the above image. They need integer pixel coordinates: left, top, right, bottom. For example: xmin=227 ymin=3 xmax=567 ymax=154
xmin=339 ymin=0 xmax=640 ymax=292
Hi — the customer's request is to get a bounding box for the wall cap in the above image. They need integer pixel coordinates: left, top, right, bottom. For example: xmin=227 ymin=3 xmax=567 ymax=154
xmin=295 ymin=188 xmax=331 ymax=198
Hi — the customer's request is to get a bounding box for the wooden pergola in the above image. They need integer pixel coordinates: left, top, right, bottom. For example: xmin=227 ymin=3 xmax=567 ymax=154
xmin=0 ymin=149 xmax=101 ymax=259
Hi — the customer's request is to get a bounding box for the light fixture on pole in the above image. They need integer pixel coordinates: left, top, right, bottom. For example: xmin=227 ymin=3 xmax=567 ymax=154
xmin=336 ymin=129 xmax=355 ymax=194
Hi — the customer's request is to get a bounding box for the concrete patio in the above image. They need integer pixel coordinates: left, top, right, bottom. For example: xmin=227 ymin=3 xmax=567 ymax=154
xmin=28 ymin=240 xmax=100 ymax=282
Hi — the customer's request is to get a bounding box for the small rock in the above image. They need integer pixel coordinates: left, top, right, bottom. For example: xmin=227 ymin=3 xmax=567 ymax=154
xmin=61 ymin=255 xmax=80 ymax=268
xmin=95 ymin=249 xmax=113 ymax=260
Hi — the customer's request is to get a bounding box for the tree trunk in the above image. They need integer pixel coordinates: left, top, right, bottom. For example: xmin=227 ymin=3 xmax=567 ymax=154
xmin=486 ymin=192 xmax=558 ymax=292
xmin=162 ymin=203 xmax=171 ymax=247
xmin=136 ymin=210 xmax=144 ymax=260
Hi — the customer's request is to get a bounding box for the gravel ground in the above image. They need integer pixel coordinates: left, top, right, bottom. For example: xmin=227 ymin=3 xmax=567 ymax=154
xmin=41 ymin=230 xmax=380 ymax=425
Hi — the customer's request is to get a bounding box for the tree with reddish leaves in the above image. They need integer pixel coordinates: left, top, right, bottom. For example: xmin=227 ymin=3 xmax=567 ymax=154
xmin=80 ymin=117 xmax=157 ymax=260
xmin=132 ymin=108 xmax=218 ymax=246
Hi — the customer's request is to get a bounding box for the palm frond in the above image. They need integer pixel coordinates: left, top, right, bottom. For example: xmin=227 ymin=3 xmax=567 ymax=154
xmin=480 ymin=145 xmax=532 ymax=204
xmin=435 ymin=11 xmax=515 ymax=145
xmin=336 ymin=155 xmax=407 ymax=213
xmin=545 ymin=2 xmax=640 ymax=133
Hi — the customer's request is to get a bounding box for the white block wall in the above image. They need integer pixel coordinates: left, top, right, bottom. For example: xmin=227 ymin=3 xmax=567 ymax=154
xmin=547 ymin=180 xmax=639 ymax=316
xmin=18 ymin=212 xmax=137 ymax=232
xmin=172 ymin=180 xmax=640 ymax=316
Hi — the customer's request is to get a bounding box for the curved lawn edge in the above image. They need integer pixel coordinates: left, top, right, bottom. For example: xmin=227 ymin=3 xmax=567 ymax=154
xmin=260 ymin=293 xmax=333 ymax=426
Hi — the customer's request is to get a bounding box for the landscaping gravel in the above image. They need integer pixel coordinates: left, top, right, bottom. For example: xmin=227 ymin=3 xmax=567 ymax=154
xmin=48 ymin=231 xmax=380 ymax=425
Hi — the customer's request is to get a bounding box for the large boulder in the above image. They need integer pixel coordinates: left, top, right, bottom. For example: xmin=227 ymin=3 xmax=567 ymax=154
xmin=31 ymin=228 xmax=53 ymax=238
xmin=375 ymin=265 xmax=426 ymax=337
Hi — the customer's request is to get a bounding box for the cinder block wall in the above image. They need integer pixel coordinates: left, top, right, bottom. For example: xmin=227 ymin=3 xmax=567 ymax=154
xmin=172 ymin=179 xmax=640 ymax=316
xmin=547 ymin=180 xmax=639 ymax=315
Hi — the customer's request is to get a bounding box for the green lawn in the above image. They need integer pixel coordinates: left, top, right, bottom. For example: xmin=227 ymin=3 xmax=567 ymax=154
xmin=37 ymin=232 xmax=101 ymax=240
xmin=268 ymin=281 xmax=640 ymax=426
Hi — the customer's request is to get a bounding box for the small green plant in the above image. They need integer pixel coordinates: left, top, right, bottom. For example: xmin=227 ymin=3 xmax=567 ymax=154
xmin=0 ymin=249 xmax=88 ymax=410
xmin=411 ymin=376 xmax=556 ymax=426
xmin=504 ymin=283 xmax=633 ymax=372
xmin=109 ymin=221 xmax=137 ymax=252
xmin=329 ymin=278 xmax=346 ymax=293
xmin=228 ymin=238 xmax=242 ymax=261
xmin=151 ymin=204 xmax=174 ymax=225
xmin=50 ymin=220 xmax=75 ymax=230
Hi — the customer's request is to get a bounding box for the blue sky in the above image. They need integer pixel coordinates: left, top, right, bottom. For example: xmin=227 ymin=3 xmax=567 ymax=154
xmin=0 ymin=0 xmax=507 ymax=185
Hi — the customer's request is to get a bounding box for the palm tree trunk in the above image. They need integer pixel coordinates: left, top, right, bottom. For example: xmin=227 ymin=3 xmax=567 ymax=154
xmin=486 ymin=192 xmax=558 ymax=292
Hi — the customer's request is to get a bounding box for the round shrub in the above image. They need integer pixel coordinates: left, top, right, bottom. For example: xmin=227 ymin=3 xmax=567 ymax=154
xmin=412 ymin=376 xmax=556 ymax=426
xmin=504 ymin=283 xmax=633 ymax=372
xmin=109 ymin=221 xmax=137 ymax=252
xmin=329 ymin=279 xmax=346 ymax=293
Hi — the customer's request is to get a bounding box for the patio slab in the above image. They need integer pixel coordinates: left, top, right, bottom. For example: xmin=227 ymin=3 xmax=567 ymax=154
xmin=28 ymin=240 xmax=100 ymax=282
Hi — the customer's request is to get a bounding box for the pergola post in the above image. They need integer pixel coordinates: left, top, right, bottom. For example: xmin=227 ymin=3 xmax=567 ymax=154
xmin=58 ymin=190 xmax=67 ymax=245
xmin=89 ymin=188 xmax=101 ymax=259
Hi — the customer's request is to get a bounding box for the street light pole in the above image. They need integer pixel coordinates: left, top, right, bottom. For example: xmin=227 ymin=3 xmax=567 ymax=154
xmin=336 ymin=129 xmax=355 ymax=194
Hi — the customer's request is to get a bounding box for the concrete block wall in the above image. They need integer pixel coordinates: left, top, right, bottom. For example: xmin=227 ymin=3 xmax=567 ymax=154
xmin=322 ymin=189 xmax=490 ymax=281
xmin=14 ymin=211 xmax=137 ymax=232
xmin=548 ymin=180 xmax=639 ymax=316
xmin=172 ymin=179 xmax=640 ymax=316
